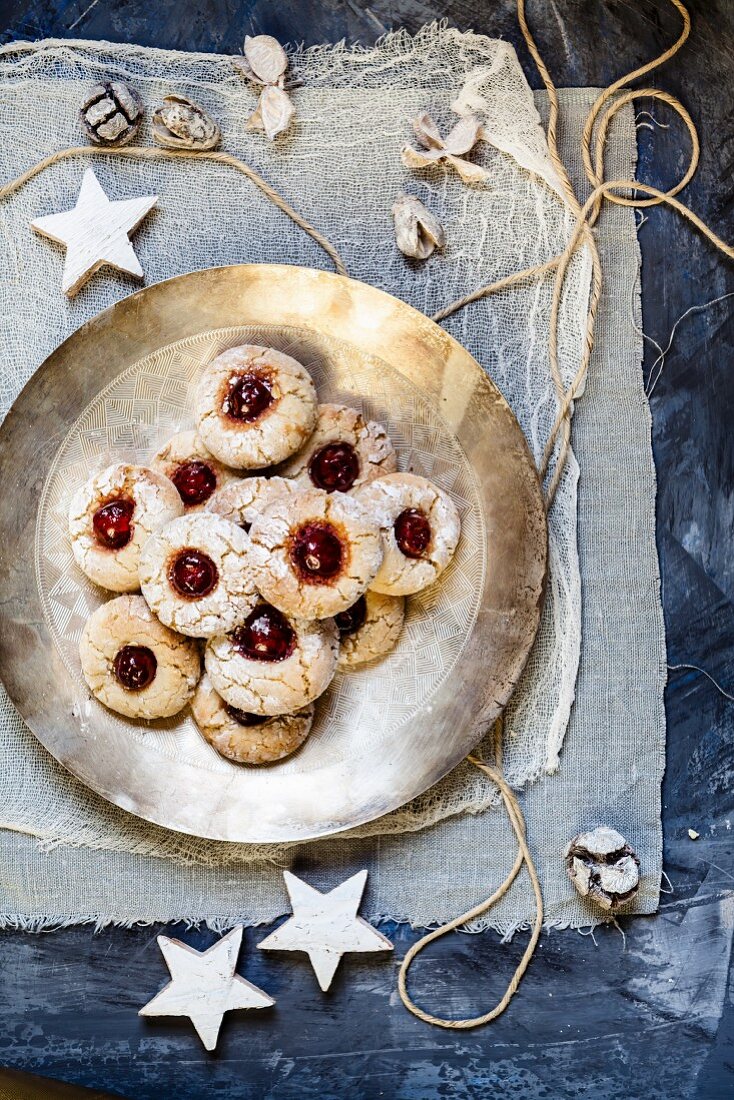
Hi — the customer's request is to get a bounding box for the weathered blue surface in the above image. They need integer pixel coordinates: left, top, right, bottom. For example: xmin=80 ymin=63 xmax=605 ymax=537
xmin=0 ymin=1 xmax=731 ymax=1097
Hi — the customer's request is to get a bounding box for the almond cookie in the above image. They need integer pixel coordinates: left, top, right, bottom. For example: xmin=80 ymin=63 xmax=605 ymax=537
xmin=205 ymin=602 xmax=338 ymax=716
xmin=208 ymin=475 xmax=302 ymax=532
xmin=79 ymin=595 xmax=200 ymax=719
xmin=195 ymin=344 xmax=317 ymax=469
xmin=192 ymin=673 xmax=314 ymax=764
xmin=279 ymin=403 xmax=397 ymax=493
xmin=139 ymin=513 xmax=254 ymax=638
xmin=335 ymin=590 xmax=406 ymax=669
xmin=151 ymin=430 xmax=238 ymax=511
xmin=356 ymin=473 xmax=461 ymax=595
xmin=249 ymin=488 xmax=383 ymax=620
xmin=69 ymin=463 xmax=183 ymax=593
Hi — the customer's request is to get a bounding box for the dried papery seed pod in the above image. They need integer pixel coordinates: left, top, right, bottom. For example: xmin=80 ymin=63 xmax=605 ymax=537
xmin=392 ymin=194 xmax=445 ymax=260
xmin=564 ymin=827 xmax=640 ymax=911
xmin=80 ymin=81 xmax=143 ymax=146
xmin=247 ymin=85 xmax=295 ymax=140
xmin=244 ymin=34 xmax=288 ymax=86
xmin=402 ymin=110 xmax=489 ymax=185
xmin=152 ymin=95 xmax=221 ymax=151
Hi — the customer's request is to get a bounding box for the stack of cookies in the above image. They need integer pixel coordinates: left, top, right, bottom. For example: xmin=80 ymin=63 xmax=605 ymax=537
xmin=70 ymin=345 xmax=461 ymax=766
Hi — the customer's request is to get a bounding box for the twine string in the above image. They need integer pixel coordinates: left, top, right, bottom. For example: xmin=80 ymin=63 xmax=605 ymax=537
xmin=398 ymin=0 xmax=733 ymax=1030
xmin=0 ymin=0 xmax=731 ymax=1032
xmin=0 ymin=144 xmax=348 ymax=277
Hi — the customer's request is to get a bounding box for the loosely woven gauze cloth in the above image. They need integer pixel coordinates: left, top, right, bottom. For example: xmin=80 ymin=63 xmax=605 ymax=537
xmin=0 ymin=29 xmax=665 ymax=932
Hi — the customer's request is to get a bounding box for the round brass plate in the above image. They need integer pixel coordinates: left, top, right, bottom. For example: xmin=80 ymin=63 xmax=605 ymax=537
xmin=0 ymin=265 xmax=546 ymax=843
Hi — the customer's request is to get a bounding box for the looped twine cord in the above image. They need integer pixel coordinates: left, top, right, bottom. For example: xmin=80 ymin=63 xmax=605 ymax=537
xmin=397 ymin=721 xmax=544 ymax=1030
xmin=434 ymin=0 xmax=719 ymax=511
xmin=0 ymin=144 xmax=348 ymax=278
xmin=398 ymin=0 xmax=733 ymax=1031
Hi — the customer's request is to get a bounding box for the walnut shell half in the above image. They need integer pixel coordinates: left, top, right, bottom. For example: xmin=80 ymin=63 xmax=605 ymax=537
xmin=152 ymin=95 xmax=221 ymax=151
xmin=564 ymin=826 xmax=640 ymax=911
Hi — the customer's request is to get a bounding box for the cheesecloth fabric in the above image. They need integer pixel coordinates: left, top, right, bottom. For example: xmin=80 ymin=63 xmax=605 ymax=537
xmin=0 ymin=27 xmax=665 ymax=931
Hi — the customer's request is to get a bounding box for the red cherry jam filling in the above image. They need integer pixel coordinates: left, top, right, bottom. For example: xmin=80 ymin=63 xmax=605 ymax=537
xmin=169 ymin=548 xmax=219 ymax=598
xmin=112 ymin=645 xmax=157 ymax=691
xmin=308 ymin=441 xmax=360 ymax=492
xmin=92 ymin=497 xmax=134 ymax=551
xmin=334 ymin=595 xmax=367 ymax=637
xmin=222 ymin=372 xmax=274 ymax=423
xmin=291 ymin=522 xmax=344 ymax=582
xmin=171 ymin=460 xmax=217 ymax=507
xmin=394 ymin=508 xmax=431 ymax=559
xmin=232 ymin=604 xmax=296 ymax=663
xmin=225 ymin=704 xmax=269 ymax=727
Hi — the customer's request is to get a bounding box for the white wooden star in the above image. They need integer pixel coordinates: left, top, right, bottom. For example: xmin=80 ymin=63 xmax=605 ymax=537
xmin=258 ymin=870 xmax=393 ymax=991
xmin=139 ymin=926 xmax=274 ymax=1050
xmin=31 ymin=167 xmax=157 ymax=297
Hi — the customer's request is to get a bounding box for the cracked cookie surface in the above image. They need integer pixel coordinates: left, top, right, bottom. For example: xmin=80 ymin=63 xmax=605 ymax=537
xmin=278 ymin=403 xmax=397 ymax=492
xmin=356 ymin=472 xmax=461 ymax=595
xmin=139 ymin=513 xmax=255 ymax=638
xmin=249 ymin=488 xmax=383 ymax=619
xmin=336 ymin=590 xmax=406 ymax=668
xmin=195 ymin=344 xmax=317 ymax=469
xmin=208 ymin=475 xmax=302 ymax=531
xmin=205 ymin=603 xmax=338 ymax=715
xmin=192 ymin=672 xmax=314 ymax=764
xmin=69 ymin=463 xmax=183 ymax=593
xmin=79 ymin=594 xmax=200 ymax=719
xmin=151 ymin=429 xmax=239 ymax=511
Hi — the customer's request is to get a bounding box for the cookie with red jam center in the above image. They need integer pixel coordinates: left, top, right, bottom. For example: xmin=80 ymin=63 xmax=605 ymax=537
xmin=139 ymin=513 xmax=255 ymax=638
xmin=69 ymin=463 xmax=183 ymax=593
xmin=248 ymin=488 xmax=383 ymax=620
xmin=279 ymin=403 xmax=397 ymax=493
xmin=356 ymin=472 xmax=461 ymax=595
xmin=195 ymin=345 xmax=317 ymax=469
xmin=336 ymin=590 xmax=406 ymax=669
xmin=205 ymin=604 xmax=338 ymax=716
xmin=79 ymin=595 xmax=200 ymax=719
xmin=152 ymin=430 xmax=238 ymax=511
xmin=192 ymin=673 xmax=314 ymax=764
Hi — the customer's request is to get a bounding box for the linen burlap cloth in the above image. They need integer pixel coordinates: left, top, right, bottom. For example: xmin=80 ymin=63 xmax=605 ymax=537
xmin=0 ymin=27 xmax=665 ymax=933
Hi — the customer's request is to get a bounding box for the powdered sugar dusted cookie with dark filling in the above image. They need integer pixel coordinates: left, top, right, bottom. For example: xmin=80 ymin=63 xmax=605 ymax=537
xmin=208 ymin=475 xmax=302 ymax=532
xmin=151 ymin=430 xmax=238 ymax=511
xmin=192 ymin=672 xmax=314 ymax=764
xmin=69 ymin=463 xmax=183 ymax=593
xmin=195 ymin=344 xmax=317 ymax=469
xmin=139 ymin=513 xmax=254 ymax=638
xmin=205 ymin=602 xmax=338 ymax=716
xmin=357 ymin=473 xmax=460 ymax=595
xmin=279 ymin=403 xmax=397 ymax=493
xmin=249 ymin=488 xmax=383 ymax=620
xmin=335 ymin=590 xmax=405 ymax=669
xmin=79 ymin=595 xmax=200 ymax=719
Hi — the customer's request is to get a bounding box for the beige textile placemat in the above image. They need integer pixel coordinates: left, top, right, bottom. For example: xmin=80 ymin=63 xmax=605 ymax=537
xmin=0 ymin=29 xmax=664 ymax=931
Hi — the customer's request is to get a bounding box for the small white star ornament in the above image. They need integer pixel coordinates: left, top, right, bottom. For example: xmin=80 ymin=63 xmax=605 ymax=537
xmin=139 ymin=926 xmax=273 ymax=1051
xmin=31 ymin=167 xmax=157 ymax=297
xmin=258 ymin=870 xmax=393 ymax=991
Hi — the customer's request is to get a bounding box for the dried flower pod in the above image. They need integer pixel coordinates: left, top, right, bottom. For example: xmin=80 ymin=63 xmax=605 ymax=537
xmin=247 ymin=85 xmax=295 ymax=140
xmin=564 ymin=827 xmax=640 ymax=911
xmin=402 ymin=110 xmax=489 ymax=185
xmin=152 ymin=95 xmax=221 ymax=151
xmin=80 ymin=81 xmax=143 ymax=146
xmin=244 ymin=34 xmax=288 ymax=86
xmin=392 ymin=194 xmax=445 ymax=260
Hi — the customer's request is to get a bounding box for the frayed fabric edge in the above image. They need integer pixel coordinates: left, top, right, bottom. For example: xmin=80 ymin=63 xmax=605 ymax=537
xmin=0 ymin=910 xmax=622 ymax=938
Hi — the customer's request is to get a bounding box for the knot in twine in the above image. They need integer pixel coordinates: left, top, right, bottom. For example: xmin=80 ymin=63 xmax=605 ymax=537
xmin=0 ymin=0 xmax=732 ymax=1032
